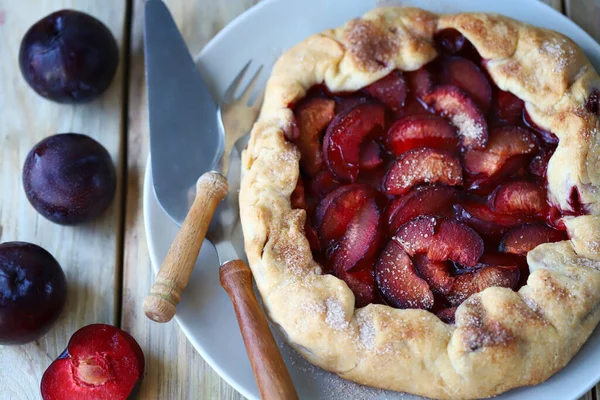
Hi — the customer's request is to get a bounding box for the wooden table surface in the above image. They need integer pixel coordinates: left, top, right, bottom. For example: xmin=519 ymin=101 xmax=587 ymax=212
xmin=0 ymin=0 xmax=599 ymax=399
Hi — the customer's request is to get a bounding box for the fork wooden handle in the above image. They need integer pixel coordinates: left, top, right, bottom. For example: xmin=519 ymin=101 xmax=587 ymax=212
xmin=144 ymin=171 xmax=228 ymax=323
xmin=220 ymin=260 xmax=299 ymax=400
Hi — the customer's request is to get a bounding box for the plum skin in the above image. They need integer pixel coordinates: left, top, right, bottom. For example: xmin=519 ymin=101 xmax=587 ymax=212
xmin=0 ymin=242 xmax=67 ymax=345
xmin=19 ymin=10 xmax=119 ymax=103
xmin=23 ymin=133 xmax=117 ymax=225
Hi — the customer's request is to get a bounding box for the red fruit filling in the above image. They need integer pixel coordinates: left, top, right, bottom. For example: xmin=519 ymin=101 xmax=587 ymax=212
xmin=287 ymin=31 xmax=575 ymax=322
xmin=41 ymin=324 xmax=144 ymax=400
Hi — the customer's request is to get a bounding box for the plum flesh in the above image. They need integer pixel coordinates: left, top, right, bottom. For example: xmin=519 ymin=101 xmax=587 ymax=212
xmin=41 ymin=324 xmax=145 ymax=400
xmin=19 ymin=10 xmax=119 ymax=103
xmin=0 ymin=242 xmax=67 ymax=345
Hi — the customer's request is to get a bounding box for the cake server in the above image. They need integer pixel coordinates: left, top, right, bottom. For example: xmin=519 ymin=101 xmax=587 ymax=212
xmin=143 ymin=1 xmax=298 ymax=398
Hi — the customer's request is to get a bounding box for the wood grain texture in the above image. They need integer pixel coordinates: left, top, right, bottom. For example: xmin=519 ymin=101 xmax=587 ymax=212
xmin=0 ymin=0 xmax=127 ymax=398
xmin=566 ymin=0 xmax=600 ymax=41
xmin=121 ymin=0 xmax=256 ymax=399
xmin=539 ymin=0 xmax=563 ymax=11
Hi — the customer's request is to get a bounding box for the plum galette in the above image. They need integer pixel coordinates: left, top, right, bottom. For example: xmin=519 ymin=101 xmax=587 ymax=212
xmin=239 ymin=7 xmax=600 ymax=399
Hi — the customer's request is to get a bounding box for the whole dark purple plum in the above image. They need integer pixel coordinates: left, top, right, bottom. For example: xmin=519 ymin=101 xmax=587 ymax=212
xmin=23 ymin=133 xmax=117 ymax=225
xmin=0 ymin=242 xmax=67 ymax=345
xmin=19 ymin=10 xmax=119 ymax=103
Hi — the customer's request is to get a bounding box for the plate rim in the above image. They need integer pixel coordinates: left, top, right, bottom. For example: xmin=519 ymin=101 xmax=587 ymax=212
xmin=143 ymin=0 xmax=600 ymax=399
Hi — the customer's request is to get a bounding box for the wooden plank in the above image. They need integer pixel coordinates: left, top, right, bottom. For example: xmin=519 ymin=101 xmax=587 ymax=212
xmin=564 ymin=1 xmax=600 ymax=399
xmin=121 ymin=0 xmax=257 ymax=398
xmin=539 ymin=0 xmax=563 ymax=11
xmin=566 ymin=0 xmax=600 ymax=41
xmin=0 ymin=0 xmax=127 ymax=398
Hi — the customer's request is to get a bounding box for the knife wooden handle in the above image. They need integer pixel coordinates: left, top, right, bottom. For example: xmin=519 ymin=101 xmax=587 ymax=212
xmin=220 ymin=259 xmax=299 ymax=400
xmin=144 ymin=171 xmax=228 ymax=323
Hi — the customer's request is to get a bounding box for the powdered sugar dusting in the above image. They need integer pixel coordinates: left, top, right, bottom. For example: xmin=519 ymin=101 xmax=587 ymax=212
xmin=449 ymin=111 xmax=484 ymax=141
xmin=345 ymin=19 xmax=399 ymax=72
xmin=540 ymin=37 xmax=575 ymax=73
xmin=325 ymin=297 xmax=350 ymax=331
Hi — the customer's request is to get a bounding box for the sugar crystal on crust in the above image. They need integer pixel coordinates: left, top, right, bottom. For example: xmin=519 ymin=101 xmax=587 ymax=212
xmin=345 ymin=19 xmax=399 ymax=72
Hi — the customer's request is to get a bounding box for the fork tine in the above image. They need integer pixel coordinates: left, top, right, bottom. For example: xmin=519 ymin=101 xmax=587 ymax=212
xmin=249 ymin=87 xmax=265 ymax=113
xmin=240 ymin=64 xmax=264 ymax=103
xmin=223 ymin=60 xmax=252 ymax=102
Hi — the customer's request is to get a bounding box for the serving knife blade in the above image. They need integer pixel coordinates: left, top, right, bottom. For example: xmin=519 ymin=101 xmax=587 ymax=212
xmin=144 ymin=0 xmax=223 ymax=226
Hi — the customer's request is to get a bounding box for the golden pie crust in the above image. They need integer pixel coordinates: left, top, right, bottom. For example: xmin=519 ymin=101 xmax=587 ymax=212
xmin=239 ymin=7 xmax=600 ymax=399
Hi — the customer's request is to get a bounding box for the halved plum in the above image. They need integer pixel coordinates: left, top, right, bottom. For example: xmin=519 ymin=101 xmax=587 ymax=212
xmin=446 ymin=265 xmax=520 ymax=306
xmin=41 ymin=324 xmax=144 ymax=400
xmin=363 ymin=70 xmax=407 ymax=113
xmin=385 ymin=115 xmax=457 ymax=155
xmin=293 ymin=97 xmax=336 ymax=176
xmin=323 ymin=103 xmax=386 ymax=181
xmin=385 ymin=185 xmax=459 ymax=235
xmin=375 ymin=240 xmax=434 ymax=309
xmin=413 ymin=255 xmax=454 ymax=295
xmin=495 ymin=89 xmax=524 ymax=124
xmin=394 ymin=216 xmax=484 ymax=267
xmin=384 ymin=148 xmax=463 ymax=196
xmin=425 ymin=85 xmax=488 ymax=149
xmin=464 ymin=126 xmax=537 ymax=178
xmin=441 ymin=57 xmax=492 ymax=114
xmin=315 ymin=184 xmax=373 ymax=246
xmin=454 ymin=201 xmax=529 ymax=238
xmin=359 ymin=140 xmax=383 ymax=170
xmin=490 ymin=181 xmax=548 ymax=217
xmin=499 ymin=224 xmax=567 ymax=256
xmin=331 ymin=198 xmax=381 ymax=272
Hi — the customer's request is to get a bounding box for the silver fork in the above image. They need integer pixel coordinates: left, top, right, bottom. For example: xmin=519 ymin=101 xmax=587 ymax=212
xmin=211 ymin=62 xmax=300 ymax=400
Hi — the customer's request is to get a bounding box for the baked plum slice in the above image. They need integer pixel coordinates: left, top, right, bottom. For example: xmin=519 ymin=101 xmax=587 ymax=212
xmin=385 ymin=115 xmax=457 ymax=155
xmin=464 ymin=126 xmax=537 ymax=176
xmin=529 ymin=148 xmax=553 ymax=179
xmin=499 ymin=224 xmax=567 ymax=256
xmin=331 ymin=198 xmax=381 ymax=272
xmin=363 ymin=70 xmax=407 ymax=113
xmin=434 ymin=29 xmax=466 ymax=54
xmin=441 ymin=56 xmax=492 ymax=114
xmin=375 ymin=240 xmax=434 ymax=309
xmin=359 ymin=141 xmax=383 ymax=170
xmin=293 ymin=97 xmax=336 ymax=176
xmin=495 ymin=89 xmax=524 ymax=124
xmin=489 ymin=181 xmax=548 ymax=217
xmin=454 ymin=201 xmax=530 ymax=238
xmin=394 ymin=216 xmax=484 ymax=267
xmin=335 ymin=268 xmax=375 ymax=308
xmin=413 ymin=255 xmax=454 ymax=296
xmin=384 ymin=148 xmax=463 ymax=196
xmin=424 ymin=85 xmax=488 ymax=149
xmin=405 ymin=67 xmax=433 ymax=99
xmin=323 ymin=103 xmax=386 ymax=181
xmin=41 ymin=324 xmax=144 ymax=400
xmin=435 ymin=307 xmax=458 ymax=324
xmin=315 ymin=184 xmax=374 ymax=246
xmin=446 ymin=265 xmax=520 ymax=306
xmin=385 ymin=185 xmax=459 ymax=235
